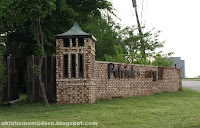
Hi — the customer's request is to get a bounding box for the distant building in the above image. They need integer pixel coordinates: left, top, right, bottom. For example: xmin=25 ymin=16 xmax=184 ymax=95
xmin=170 ymin=57 xmax=185 ymax=78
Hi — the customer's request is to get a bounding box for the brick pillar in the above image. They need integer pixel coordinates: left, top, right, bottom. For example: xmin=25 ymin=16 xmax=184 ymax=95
xmin=56 ymin=38 xmax=96 ymax=104
xmin=84 ymin=38 xmax=96 ymax=103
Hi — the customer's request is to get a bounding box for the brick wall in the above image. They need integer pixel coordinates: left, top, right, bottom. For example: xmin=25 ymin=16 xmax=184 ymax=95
xmin=56 ymin=38 xmax=182 ymax=104
xmin=95 ymin=61 xmax=182 ymax=100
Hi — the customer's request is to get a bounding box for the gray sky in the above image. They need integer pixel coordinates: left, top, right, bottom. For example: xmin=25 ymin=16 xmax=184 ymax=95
xmin=111 ymin=0 xmax=200 ymax=78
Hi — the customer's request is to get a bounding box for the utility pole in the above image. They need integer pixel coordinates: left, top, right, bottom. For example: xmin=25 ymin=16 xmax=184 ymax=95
xmin=132 ymin=0 xmax=142 ymax=34
xmin=132 ymin=0 xmax=146 ymax=57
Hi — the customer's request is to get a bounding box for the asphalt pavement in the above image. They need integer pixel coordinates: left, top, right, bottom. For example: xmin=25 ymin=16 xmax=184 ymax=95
xmin=182 ymin=81 xmax=200 ymax=92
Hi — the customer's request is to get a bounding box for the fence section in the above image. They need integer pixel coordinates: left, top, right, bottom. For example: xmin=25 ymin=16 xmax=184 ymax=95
xmin=1 ymin=55 xmax=56 ymax=103
xmin=1 ymin=55 xmax=19 ymax=102
xmin=27 ymin=55 xmax=56 ymax=102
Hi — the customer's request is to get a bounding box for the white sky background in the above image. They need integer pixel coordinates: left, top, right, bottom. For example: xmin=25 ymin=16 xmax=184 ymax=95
xmin=110 ymin=0 xmax=200 ymax=78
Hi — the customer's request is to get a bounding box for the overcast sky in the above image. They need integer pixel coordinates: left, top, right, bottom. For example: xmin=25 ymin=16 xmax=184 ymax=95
xmin=110 ymin=0 xmax=200 ymax=78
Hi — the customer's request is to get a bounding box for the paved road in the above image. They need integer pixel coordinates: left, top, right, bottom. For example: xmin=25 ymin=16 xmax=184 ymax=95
xmin=182 ymin=81 xmax=200 ymax=92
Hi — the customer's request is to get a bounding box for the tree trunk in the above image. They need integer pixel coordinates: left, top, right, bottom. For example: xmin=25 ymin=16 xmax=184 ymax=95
xmin=32 ymin=19 xmax=50 ymax=107
xmin=38 ymin=55 xmax=49 ymax=107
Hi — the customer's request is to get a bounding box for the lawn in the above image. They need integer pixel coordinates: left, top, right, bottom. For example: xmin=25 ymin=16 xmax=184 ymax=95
xmin=182 ymin=78 xmax=200 ymax=81
xmin=1 ymin=88 xmax=200 ymax=128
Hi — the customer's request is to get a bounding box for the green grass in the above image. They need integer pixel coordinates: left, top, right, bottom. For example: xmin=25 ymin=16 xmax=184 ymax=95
xmin=1 ymin=88 xmax=200 ymax=128
xmin=182 ymin=78 xmax=200 ymax=81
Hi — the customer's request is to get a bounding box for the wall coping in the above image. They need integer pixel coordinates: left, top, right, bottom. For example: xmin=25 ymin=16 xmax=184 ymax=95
xmin=95 ymin=61 xmax=181 ymax=70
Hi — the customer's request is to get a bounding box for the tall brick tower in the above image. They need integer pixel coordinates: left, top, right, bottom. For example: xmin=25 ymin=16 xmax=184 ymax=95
xmin=55 ymin=22 xmax=96 ymax=104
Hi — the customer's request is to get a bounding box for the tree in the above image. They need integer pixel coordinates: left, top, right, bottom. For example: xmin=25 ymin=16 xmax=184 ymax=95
xmin=2 ymin=0 xmax=114 ymax=57
xmin=120 ymin=26 xmax=172 ymax=66
xmin=122 ymin=27 xmax=164 ymax=58
xmin=0 ymin=0 xmax=115 ymax=105
xmin=1 ymin=0 xmax=58 ymax=106
xmin=152 ymin=52 xmax=173 ymax=67
xmin=83 ymin=15 xmax=123 ymax=60
xmin=105 ymin=45 xmax=127 ymax=63
xmin=22 ymin=0 xmax=57 ymax=107
xmin=127 ymin=51 xmax=151 ymax=65
xmin=67 ymin=0 xmax=112 ymax=24
xmin=65 ymin=0 xmax=118 ymax=61
xmin=105 ymin=26 xmax=173 ymax=67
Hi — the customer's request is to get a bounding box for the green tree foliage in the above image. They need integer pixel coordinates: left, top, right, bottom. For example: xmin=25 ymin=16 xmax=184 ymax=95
xmin=0 ymin=0 xmax=58 ymax=56
xmin=152 ymin=52 xmax=173 ymax=67
xmin=104 ymin=45 xmax=127 ymax=63
xmin=0 ymin=0 xmax=114 ymax=105
xmin=67 ymin=0 xmax=112 ymax=22
xmin=83 ymin=15 xmax=122 ymax=60
xmin=62 ymin=0 xmax=119 ymax=60
xmin=0 ymin=0 xmax=114 ymax=57
xmin=123 ymin=26 xmax=173 ymax=66
xmin=127 ymin=51 xmax=151 ymax=65
xmin=0 ymin=0 xmax=58 ymax=106
xmin=105 ymin=26 xmax=173 ymax=67
xmin=122 ymin=27 xmax=164 ymax=57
